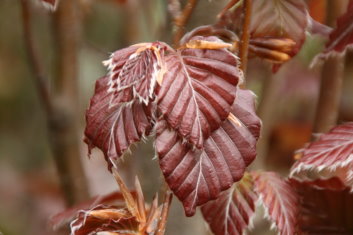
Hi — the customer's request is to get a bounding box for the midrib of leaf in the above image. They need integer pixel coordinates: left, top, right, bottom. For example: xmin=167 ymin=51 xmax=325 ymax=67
xmin=224 ymin=185 xmax=236 ymax=235
xmin=108 ymin=108 xmax=124 ymax=156
xmin=261 ymin=175 xmax=292 ymax=234
xmin=176 ymin=51 xmax=203 ymax=144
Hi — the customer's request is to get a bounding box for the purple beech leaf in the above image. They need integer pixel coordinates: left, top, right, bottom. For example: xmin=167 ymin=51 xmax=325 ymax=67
xmin=252 ymin=171 xmax=299 ymax=235
xmin=290 ymin=122 xmax=353 ymax=191
xmin=104 ymin=42 xmax=169 ymax=105
xmin=84 ymin=76 xmax=153 ymax=169
xmin=157 ymin=36 xmax=242 ymax=148
xmin=156 ymin=89 xmax=261 ymax=216
xmin=201 ymin=173 xmax=258 ymax=235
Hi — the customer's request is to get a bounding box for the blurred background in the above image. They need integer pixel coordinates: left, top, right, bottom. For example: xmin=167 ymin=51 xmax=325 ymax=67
xmin=0 ymin=0 xmax=352 ymax=234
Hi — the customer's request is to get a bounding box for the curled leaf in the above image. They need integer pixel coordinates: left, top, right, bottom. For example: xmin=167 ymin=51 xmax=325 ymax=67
xmin=70 ymin=205 xmax=139 ymax=235
xmin=156 ymin=89 xmax=261 ymax=216
xmin=250 ymin=0 xmax=308 ymax=66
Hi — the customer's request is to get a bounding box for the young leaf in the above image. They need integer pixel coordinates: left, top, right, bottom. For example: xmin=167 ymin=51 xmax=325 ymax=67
xmin=252 ymin=171 xmax=299 ymax=235
xmin=70 ymin=205 xmax=139 ymax=235
xmin=157 ymin=36 xmax=242 ymax=148
xmin=104 ymin=42 xmax=168 ymax=105
xmin=51 ymin=191 xmax=130 ymax=230
xmin=156 ymin=89 xmax=261 ymax=216
xmin=290 ymin=123 xmax=353 ymax=191
xmin=84 ymin=76 xmax=153 ymax=168
xmin=201 ymin=173 xmax=258 ymax=235
xmin=250 ymin=0 xmax=308 ymax=62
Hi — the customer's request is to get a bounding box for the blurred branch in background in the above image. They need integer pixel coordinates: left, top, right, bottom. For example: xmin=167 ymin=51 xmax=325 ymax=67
xmin=170 ymin=0 xmax=199 ymax=47
xmin=20 ymin=0 xmax=89 ymax=206
xmin=313 ymin=0 xmax=347 ymax=135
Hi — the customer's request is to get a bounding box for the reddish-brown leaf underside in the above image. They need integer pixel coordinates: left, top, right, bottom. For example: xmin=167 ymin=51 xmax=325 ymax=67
xmin=84 ymin=76 xmax=153 ymax=169
xmin=201 ymin=173 xmax=258 ymax=235
xmin=290 ymin=122 xmax=353 ymax=191
xmin=157 ymin=36 xmax=241 ymax=148
xmin=293 ymin=181 xmax=353 ymax=234
xmin=324 ymin=1 xmax=353 ymax=55
xmin=252 ymin=171 xmax=299 ymax=235
xmin=156 ymin=89 xmax=261 ymax=216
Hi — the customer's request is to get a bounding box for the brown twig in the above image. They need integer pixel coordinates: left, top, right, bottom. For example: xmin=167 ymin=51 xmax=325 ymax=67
xmin=156 ymin=189 xmax=173 ymax=235
xmin=218 ymin=0 xmax=241 ymax=19
xmin=172 ymin=0 xmax=199 ymax=47
xmin=21 ymin=0 xmax=89 ymax=206
xmin=20 ymin=0 xmax=52 ymax=115
xmin=313 ymin=56 xmax=344 ymax=134
xmin=312 ymin=0 xmax=346 ymax=135
xmin=239 ymin=0 xmax=252 ymax=76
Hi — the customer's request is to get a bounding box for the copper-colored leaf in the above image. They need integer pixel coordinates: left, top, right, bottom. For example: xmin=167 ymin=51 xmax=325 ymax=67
xmin=84 ymin=76 xmax=153 ymax=168
xmin=201 ymin=173 xmax=258 ymax=235
xmin=290 ymin=123 xmax=353 ymax=191
xmin=156 ymin=89 xmax=261 ymax=216
xmin=157 ymin=36 xmax=241 ymax=148
xmin=252 ymin=171 xmax=299 ymax=235
xmin=104 ymin=42 xmax=168 ymax=105
xmin=250 ymin=0 xmax=308 ymax=60
xmin=324 ymin=1 xmax=353 ymax=55
xmin=70 ymin=205 xmax=139 ymax=235
xmin=51 ymin=191 xmax=129 ymax=230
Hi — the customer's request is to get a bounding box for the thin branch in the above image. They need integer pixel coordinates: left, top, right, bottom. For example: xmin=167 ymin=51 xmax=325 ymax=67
xmin=218 ymin=0 xmax=241 ymax=19
xmin=312 ymin=0 xmax=346 ymax=135
xmin=239 ymin=0 xmax=252 ymax=76
xmin=313 ymin=56 xmax=344 ymax=135
xmin=20 ymin=0 xmax=52 ymax=115
xmin=172 ymin=0 xmax=199 ymax=47
xmin=156 ymin=189 xmax=173 ymax=235
xmin=20 ymin=0 xmax=89 ymax=206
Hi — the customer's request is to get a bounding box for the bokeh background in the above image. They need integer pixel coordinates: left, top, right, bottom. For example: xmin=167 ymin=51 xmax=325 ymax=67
xmin=0 ymin=0 xmax=352 ymax=234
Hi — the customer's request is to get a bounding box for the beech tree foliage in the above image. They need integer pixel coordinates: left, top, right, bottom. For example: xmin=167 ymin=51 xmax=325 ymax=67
xmin=35 ymin=0 xmax=353 ymax=234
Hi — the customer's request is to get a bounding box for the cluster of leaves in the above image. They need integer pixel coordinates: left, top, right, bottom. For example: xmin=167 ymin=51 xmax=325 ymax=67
xmin=50 ymin=0 xmax=353 ymax=234
xmin=84 ymin=35 xmax=262 ymax=216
